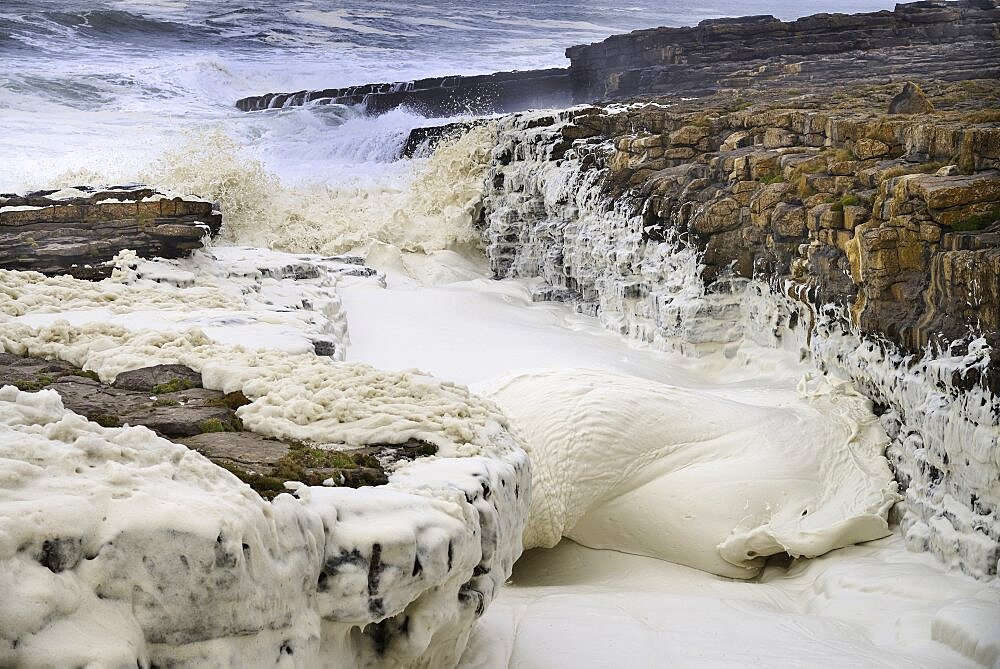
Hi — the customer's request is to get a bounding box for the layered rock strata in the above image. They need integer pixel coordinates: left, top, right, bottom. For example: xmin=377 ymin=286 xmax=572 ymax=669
xmin=476 ymin=78 xmax=1000 ymax=577
xmin=236 ymin=68 xmax=572 ymax=117
xmin=0 ymin=186 xmax=222 ymax=279
xmin=237 ymin=2 xmax=999 ymax=126
xmin=566 ymin=1 xmax=1000 ymax=102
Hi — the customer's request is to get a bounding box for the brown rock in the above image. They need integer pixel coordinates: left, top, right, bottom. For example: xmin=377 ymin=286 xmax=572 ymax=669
xmin=668 ymin=125 xmax=711 ymax=146
xmin=692 ymin=198 xmax=742 ymax=235
xmin=763 ymin=128 xmax=797 ymax=149
xmin=853 ymin=138 xmax=891 ymax=160
xmin=888 ymin=82 xmax=934 ymax=115
xmin=909 ymin=171 xmax=1000 ymax=210
xmin=0 ymin=187 xmax=222 ymax=280
xmin=771 ymin=203 xmax=807 ymax=238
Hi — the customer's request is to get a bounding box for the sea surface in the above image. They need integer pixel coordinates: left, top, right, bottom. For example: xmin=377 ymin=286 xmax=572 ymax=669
xmin=1 ymin=0 xmax=899 ymax=192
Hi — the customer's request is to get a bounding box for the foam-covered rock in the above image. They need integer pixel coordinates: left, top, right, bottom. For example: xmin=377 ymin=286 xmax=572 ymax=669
xmin=477 ymin=95 xmax=1000 ymax=577
xmin=0 ymin=252 xmax=530 ymax=667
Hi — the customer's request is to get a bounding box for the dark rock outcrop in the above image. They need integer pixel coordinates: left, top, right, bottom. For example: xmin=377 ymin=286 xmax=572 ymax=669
xmin=400 ymin=121 xmax=483 ymax=158
xmin=0 ymin=186 xmax=222 ymax=280
xmin=889 ymin=81 xmax=935 ymax=114
xmin=566 ymin=1 xmax=1000 ymax=103
xmin=236 ymin=68 xmax=572 ymax=117
xmin=181 ymin=433 xmax=437 ymax=490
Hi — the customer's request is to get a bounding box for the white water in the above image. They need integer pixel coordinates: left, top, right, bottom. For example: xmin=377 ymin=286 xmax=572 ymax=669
xmin=335 ymin=249 xmax=999 ymax=668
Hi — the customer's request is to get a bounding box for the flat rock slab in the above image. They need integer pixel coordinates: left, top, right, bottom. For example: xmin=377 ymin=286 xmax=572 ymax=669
xmin=0 ymin=185 xmax=222 ymax=280
xmin=46 ymin=376 xmax=239 ymax=436
xmin=181 ymin=433 xmax=439 ymax=495
xmin=0 ymin=353 xmax=83 ymax=390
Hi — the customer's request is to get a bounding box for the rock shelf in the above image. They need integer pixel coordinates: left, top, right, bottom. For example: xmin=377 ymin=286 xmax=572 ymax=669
xmin=0 ymin=186 xmax=222 ymax=280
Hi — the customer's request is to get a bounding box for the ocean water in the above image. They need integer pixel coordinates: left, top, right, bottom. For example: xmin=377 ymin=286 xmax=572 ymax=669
xmin=0 ymin=0 xmax=900 ymax=195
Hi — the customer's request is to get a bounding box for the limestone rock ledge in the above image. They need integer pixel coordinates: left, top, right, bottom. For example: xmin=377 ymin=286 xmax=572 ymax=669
xmin=0 ymin=185 xmax=222 ymax=280
xmin=476 ymin=79 xmax=999 ymax=577
xmin=566 ymin=0 xmax=1000 ymax=102
xmin=236 ymin=68 xmax=572 ymax=118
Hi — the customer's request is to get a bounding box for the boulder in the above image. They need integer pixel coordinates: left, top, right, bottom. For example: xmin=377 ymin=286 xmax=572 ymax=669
xmin=113 ymin=364 xmax=203 ymax=393
xmin=889 ymin=82 xmax=935 ymax=115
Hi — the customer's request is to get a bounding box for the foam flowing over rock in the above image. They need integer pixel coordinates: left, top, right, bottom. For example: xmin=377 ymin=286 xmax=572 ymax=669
xmin=477 ymin=96 xmax=1000 ymax=577
xmin=744 ymin=287 xmax=1000 ymax=578
xmin=489 ymin=368 xmax=898 ymax=579
xmin=0 ymin=258 xmax=530 ymax=667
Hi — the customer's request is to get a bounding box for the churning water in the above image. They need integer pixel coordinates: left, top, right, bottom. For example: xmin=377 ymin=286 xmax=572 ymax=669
xmin=0 ymin=0 xmax=899 ymax=241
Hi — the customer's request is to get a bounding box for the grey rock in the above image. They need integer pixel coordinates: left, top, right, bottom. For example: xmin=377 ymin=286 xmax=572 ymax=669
xmin=889 ymin=82 xmax=935 ymax=115
xmin=112 ymin=364 xmax=203 ymax=392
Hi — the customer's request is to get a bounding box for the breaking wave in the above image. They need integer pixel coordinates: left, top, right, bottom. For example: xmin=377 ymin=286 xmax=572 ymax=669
xmin=143 ymin=122 xmax=496 ymax=254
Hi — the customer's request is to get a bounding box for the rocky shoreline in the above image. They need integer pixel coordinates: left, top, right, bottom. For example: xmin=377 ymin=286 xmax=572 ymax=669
xmin=1 ymin=1 xmax=998 ymax=666
xmin=237 ymin=1 xmax=1000 ymax=119
xmin=0 ymin=186 xmax=222 ymax=280
xmin=476 ymin=75 xmax=999 ymax=576
xmin=233 ymin=0 xmax=1000 ymax=579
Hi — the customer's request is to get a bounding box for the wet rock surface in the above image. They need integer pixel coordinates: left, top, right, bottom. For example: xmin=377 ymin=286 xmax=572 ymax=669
xmin=401 ymin=121 xmax=485 ymax=158
xmin=0 ymin=186 xmax=222 ymax=280
xmin=181 ymin=432 xmax=437 ymax=495
xmin=236 ymin=67 xmax=572 ymax=117
xmin=0 ymin=352 xmax=430 ymax=497
xmin=493 ymin=79 xmax=1000 ymax=353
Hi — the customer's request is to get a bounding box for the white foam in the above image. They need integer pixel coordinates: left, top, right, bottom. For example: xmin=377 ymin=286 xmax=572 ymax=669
xmin=0 ymin=381 xmax=528 ymax=667
xmin=461 ymin=536 xmax=997 ymax=668
xmin=487 ymin=368 xmax=898 ymax=578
